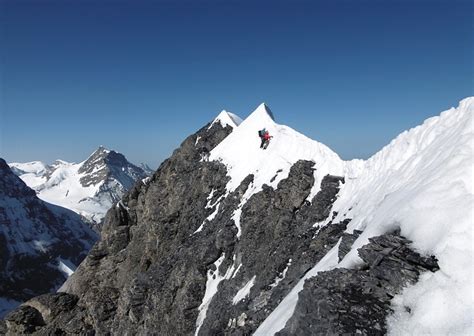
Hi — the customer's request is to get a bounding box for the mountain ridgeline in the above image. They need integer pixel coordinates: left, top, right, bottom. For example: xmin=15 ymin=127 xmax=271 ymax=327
xmin=1 ymin=99 xmax=472 ymax=335
xmin=10 ymin=147 xmax=151 ymax=231
xmin=0 ymin=159 xmax=98 ymax=319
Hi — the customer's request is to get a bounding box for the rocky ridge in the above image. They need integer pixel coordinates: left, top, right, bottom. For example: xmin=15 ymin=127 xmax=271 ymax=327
xmin=0 ymin=107 xmax=440 ymax=335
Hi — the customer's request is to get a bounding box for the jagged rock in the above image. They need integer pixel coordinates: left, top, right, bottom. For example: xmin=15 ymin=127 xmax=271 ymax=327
xmin=197 ymin=163 xmax=347 ymax=336
xmin=24 ymin=293 xmax=78 ymax=323
xmin=277 ymin=231 xmax=439 ymax=336
xmin=4 ymin=305 xmax=45 ymax=334
xmin=339 ymin=229 xmax=363 ymax=261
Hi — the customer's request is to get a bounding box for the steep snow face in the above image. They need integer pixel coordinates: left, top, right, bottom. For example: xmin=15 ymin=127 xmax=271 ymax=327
xmin=256 ymin=97 xmax=474 ymax=335
xmin=210 ymin=110 xmax=243 ymax=129
xmin=38 ymin=161 xmax=104 ymax=224
xmin=9 ymin=147 xmax=150 ymax=226
xmin=210 ymin=103 xmax=347 ymax=200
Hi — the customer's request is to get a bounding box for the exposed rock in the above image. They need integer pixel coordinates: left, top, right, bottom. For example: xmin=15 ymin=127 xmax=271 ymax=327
xmin=339 ymin=229 xmax=363 ymax=261
xmin=4 ymin=305 xmax=45 ymax=334
xmin=277 ymin=231 xmax=439 ymax=336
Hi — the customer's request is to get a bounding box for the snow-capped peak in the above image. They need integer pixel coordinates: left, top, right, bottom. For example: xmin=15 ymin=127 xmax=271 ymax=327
xmin=10 ymin=147 xmax=150 ymax=228
xmin=251 ymin=102 xmax=275 ymax=121
xmin=210 ymin=110 xmax=243 ymax=129
xmin=86 ymin=145 xmax=111 ymax=160
xmin=210 ymin=102 xmax=345 ymax=200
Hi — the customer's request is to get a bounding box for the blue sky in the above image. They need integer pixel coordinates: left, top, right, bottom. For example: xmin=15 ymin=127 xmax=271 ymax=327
xmin=1 ymin=0 xmax=472 ymax=168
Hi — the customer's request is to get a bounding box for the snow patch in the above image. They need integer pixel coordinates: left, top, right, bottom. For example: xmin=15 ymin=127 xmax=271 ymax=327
xmin=269 ymin=259 xmax=292 ymax=288
xmin=232 ymin=275 xmax=256 ymax=304
xmin=254 ymin=240 xmax=341 ymax=336
xmin=57 ymin=258 xmax=76 ymax=277
xmin=195 ymin=254 xmax=237 ymax=335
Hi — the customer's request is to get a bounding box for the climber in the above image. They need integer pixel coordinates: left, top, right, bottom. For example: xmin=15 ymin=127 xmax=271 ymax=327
xmin=262 ymin=131 xmax=272 ymax=149
xmin=258 ymin=129 xmax=272 ymax=149
xmin=258 ymin=128 xmax=267 ymax=148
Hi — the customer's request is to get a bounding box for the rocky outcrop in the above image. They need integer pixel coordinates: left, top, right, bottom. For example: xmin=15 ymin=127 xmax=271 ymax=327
xmin=278 ymin=231 xmax=439 ymax=336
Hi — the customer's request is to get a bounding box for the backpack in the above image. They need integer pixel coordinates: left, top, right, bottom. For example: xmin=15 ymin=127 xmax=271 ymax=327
xmin=258 ymin=129 xmax=265 ymax=137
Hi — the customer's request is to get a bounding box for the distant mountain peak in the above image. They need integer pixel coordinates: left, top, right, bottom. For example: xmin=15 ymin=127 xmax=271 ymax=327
xmin=88 ymin=146 xmax=111 ymax=159
xmin=9 ymin=147 xmax=149 ymax=228
xmin=210 ymin=110 xmax=243 ymax=129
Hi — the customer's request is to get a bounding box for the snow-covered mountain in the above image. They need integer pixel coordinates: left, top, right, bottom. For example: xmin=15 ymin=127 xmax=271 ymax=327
xmin=2 ymin=99 xmax=472 ymax=335
xmin=0 ymin=158 xmax=98 ymax=318
xmin=10 ymin=147 xmax=151 ymax=230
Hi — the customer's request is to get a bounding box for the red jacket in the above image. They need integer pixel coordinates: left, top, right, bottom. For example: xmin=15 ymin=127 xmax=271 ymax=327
xmin=263 ymin=132 xmax=271 ymax=140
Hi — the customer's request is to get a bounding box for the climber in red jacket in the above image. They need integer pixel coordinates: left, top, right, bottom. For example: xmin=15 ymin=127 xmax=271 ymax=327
xmin=262 ymin=130 xmax=272 ymax=149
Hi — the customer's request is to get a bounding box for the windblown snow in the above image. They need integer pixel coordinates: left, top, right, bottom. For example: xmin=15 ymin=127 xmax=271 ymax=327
xmin=205 ymin=98 xmax=473 ymax=335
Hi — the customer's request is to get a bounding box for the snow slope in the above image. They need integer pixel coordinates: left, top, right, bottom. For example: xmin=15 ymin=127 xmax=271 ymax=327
xmin=208 ymin=98 xmax=473 ymax=335
xmin=9 ymin=161 xmax=49 ymax=188
xmin=210 ymin=103 xmax=348 ymax=199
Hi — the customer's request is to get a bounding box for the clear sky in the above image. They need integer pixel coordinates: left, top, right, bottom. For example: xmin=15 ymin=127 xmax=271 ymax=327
xmin=1 ymin=0 xmax=472 ymax=168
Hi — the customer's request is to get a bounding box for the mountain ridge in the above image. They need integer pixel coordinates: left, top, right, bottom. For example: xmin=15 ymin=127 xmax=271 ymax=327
xmin=9 ymin=147 xmax=151 ymax=230
xmin=2 ymin=98 xmax=472 ymax=335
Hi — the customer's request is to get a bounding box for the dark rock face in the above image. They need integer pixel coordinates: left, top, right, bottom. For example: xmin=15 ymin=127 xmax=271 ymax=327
xmin=0 ymin=158 xmax=98 ymax=317
xmin=277 ymin=231 xmax=439 ymax=336
xmin=339 ymin=229 xmax=363 ymax=261
xmin=196 ymin=163 xmax=347 ymax=336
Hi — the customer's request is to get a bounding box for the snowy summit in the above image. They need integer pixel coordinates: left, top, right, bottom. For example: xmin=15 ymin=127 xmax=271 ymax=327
xmin=9 ymin=146 xmax=151 ymax=228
